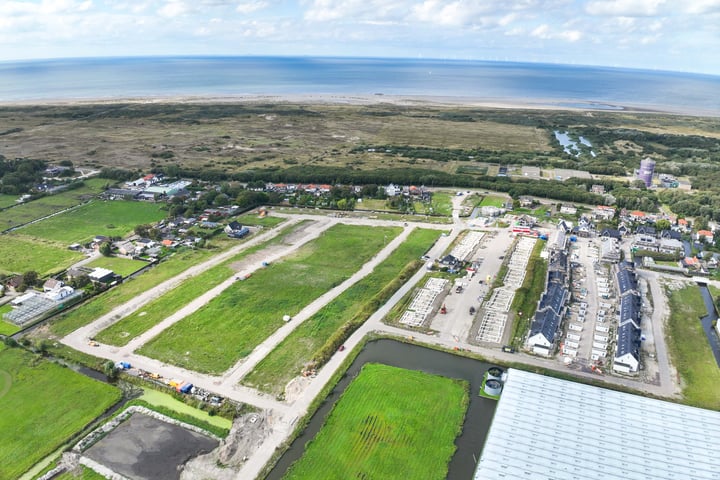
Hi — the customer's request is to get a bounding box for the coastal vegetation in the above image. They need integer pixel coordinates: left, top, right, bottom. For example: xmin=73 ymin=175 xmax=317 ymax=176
xmin=282 ymin=363 xmax=468 ymax=480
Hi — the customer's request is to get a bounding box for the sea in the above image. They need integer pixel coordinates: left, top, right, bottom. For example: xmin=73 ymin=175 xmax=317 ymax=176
xmin=0 ymin=56 xmax=719 ymax=115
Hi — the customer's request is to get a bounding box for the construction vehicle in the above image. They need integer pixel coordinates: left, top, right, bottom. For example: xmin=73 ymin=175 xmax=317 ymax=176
xmin=590 ymin=365 xmax=604 ymax=375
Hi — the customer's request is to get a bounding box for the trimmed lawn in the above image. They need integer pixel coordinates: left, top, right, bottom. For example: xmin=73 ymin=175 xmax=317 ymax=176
xmin=96 ymin=222 xmax=308 ymax=346
xmin=139 ymin=225 xmax=401 ymax=374
xmin=0 ymin=234 xmax=83 ymax=276
xmin=283 ymin=364 xmax=468 ymax=480
xmin=86 ymin=256 xmax=149 ymax=277
xmin=479 ymin=195 xmax=506 ymax=208
xmin=20 ymin=200 xmax=166 ymax=244
xmin=666 ymin=284 xmax=720 ymax=410
xmin=49 ymin=247 xmax=231 ymax=338
xmin=0 ymin=178 xmax=110 ymax=229
xmin=0 ymin=346 xmax=120 ymax=479
xmin=243 ymin=228 xmax=438 ymax=395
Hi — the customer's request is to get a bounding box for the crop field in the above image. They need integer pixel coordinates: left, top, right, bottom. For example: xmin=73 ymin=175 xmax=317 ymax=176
xmin=283 ymin=363 xmax=468 ymax=480
xmin=138 ymin=224 xmax=401 ymax=374
xmin=243 ymin=228 xmax=439 ymax=394
xmin=666 ymin=284 xmax=720 ymax=410
xmin=0 ymin=234 xmax=83 ymax=276
xmin=86 ymin=257 xmax=149 ymax=277
xmin=95 ymin=221 xmax=306 ymax=346
xmin=48 ymin=245 xmax=236 ymax=338
xmin=18 ymin=200 xmax=166 ymax=244
xmin=0 ymin=345 xmax=120 ymax=479
xmin=0 ymin=178 xmax=110 ymax=230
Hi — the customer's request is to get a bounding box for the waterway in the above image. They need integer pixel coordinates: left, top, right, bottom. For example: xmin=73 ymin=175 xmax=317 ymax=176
xmin=696 ymin=285 xmax=720 ymax=367
xmin=266 ymin=338 xmax=499 ymax=480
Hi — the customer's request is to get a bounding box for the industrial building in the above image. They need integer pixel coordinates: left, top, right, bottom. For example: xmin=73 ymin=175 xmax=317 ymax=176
xmin=474 ymin=369 xmax=720 ymax=480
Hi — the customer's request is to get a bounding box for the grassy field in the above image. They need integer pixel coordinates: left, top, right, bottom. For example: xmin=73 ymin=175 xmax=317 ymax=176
xmin=86 ymin=257 xmax=149 ymax=277
xmin=282 ymin=363 xmax=468 ymax=480
xmin=95 ymin=222 xmax=307 ymax=346
xmin=0 ymin=234 xmax=84 ymax=276
xmin=509 ymin=240 xmax=547 ymax=347
xmin=0 ymin=178 xmax=110 ymax=229
xmin=0 ymin=305 xmax=21 ymax=336
xmin=0 ymin=345 xmax=121 ymax=479
xmin=53 ymin=466 xmax=105 ymax=480
xmin=242 ymin=228 xmax=439 ymax=395
xmin=236 ymin=212 xmax=286 ymax=227
xmin=666 ymin=284 xmax=720 ymax=410
xmin=0 ymin=194 xmax=18 ymax=209
xmin=137 ymin=389 xmax=232 ymax=431
xmin=48 ymin=245 xmax=235 ymax=338
xmin=138 ymin=225 xmax=401 ymax=374
xmin=428 ymin=191 xmax=453 ymax=216
xmin=479 ymin=195 xmax=507 ymax=208
xmin=19 ymin=200 xmax=166 ymax=244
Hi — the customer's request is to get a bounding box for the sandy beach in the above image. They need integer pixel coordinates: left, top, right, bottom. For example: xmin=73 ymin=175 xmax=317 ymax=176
xmin=2 ymin=92 xmax=711 ymax=116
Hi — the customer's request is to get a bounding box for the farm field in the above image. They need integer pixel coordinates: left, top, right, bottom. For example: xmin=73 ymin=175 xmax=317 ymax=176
xmin=666 ymin=284 xmax=720 ymax=410
xmin=0 ymin=345 xmax=121 ymax=479
xmin=48 ymin=245 xmax=237 ymax=338
xmin=0 ymin=234 xmax=83 ymax=276
xmin=86 ymin=257 xmax=149 ymax=277
xmin=18 ymin=200 xmax=166 ymax=244
xmin=138 ymin=224 xmax=401 ymax=374
xmin=243 ymin=228 xmax=439 ymax=395
xmin=282 ymin=363 xmax=468 ymax=480
xmin=0 ymin=178 xmax=110 ymax=230
xmin=95 ymin=221 xmax=307 ymax=346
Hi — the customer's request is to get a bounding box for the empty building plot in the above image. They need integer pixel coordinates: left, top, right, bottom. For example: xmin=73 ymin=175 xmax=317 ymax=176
xmin=400 ymin=278 xmax=448 ymax=327
xmin=475 ymin=310 xmax=508 ymax=343
xmin=450 ymin=231 xmax=485 ymax=262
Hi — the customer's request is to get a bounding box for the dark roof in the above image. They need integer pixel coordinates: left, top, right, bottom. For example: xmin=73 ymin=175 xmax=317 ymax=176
xmin=636 ymin=225 xmax=656 ymax=235
xmin=530 ymin=308 xmax=561 ymax=344
xmin=227 ymin=221 xmax=243 ymax=231
xmin=619 ymin=294 xmax=641 ymax=328
xmin=616 ymin=321 xmax=641 ymax=361
xmin=539 ymin=282 xmax=567 ymax=314
xmin=661 ymin=229 xmax=682 ymax=240
xmin=601 ymin=228 xmax=622 ymax=239
xmin=441 ymin=254 xmax=459 ymax=265
xmin=616 ymin=262 xmax=637 ymax=295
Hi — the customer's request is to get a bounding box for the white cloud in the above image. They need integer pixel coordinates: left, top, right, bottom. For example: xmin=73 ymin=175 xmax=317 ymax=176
xmin=682 ymin=0 xmax=720 ymax=13
xmin=586 ymin=0 xmax=667 ymax=16
xmin=530 ymin=23 xmax=582 ymax=41
xmin=236 ymin=1 xmax=268 ymax=14
xmin=158 ymin=1 xmax=190 ymax=18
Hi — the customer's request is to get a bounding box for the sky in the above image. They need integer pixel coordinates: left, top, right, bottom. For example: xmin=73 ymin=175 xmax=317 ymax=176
xmin=0 ymin=0 xmax=719 ymax=75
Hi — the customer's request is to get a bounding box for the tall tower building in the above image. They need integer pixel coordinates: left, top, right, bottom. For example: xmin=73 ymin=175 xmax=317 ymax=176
xmin=637 ymin=158 xmax=655 ymax=187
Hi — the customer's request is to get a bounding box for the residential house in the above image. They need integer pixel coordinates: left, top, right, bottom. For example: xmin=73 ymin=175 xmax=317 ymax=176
xmin=676 ymin=218 xmax=690 ymax=232
xmin=600 ymin=238 xmax=621 ymax=263
xmin=591 ymin=184 xmax=606 ymax=195
xmin=519 ymin=196 xmax=534 ymax=208
xmin=696 ymin=230 xmax=715 ymax=244
xmin=600 ymin=228 xmax=622 ymax=240
xmin=632 ymin=233 xmax=658 ymax=252
xmin=225 ymin=221 xmax=250 ymax=239
xmin=385 ymin=183 xmax=400 ymax=197
xmin=593 ymin=205 xmax=616 ymax=221
xmin=526 ymin=251 xmax=568 ymax=356
xmin=658 ymin=238 xmax=684 ymax=256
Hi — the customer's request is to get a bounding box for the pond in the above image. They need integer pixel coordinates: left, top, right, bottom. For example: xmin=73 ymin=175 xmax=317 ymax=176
xmin=266 ymin=338 xmax=499 ymax=480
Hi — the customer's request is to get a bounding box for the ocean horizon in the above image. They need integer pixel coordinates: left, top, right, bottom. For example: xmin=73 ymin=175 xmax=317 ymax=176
xmin=1 ymin=55 xmax=719 ymax=115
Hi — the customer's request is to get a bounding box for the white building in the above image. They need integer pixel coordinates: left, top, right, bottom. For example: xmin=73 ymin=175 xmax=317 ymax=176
xmin=474 ymin=369 xmax=720 ymax=480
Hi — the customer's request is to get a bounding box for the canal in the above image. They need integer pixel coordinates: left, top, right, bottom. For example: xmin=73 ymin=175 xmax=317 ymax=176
xmin=266 ymin=338 xmax=500 ymax=480
xmin=696 ymin=284 xmax=720 ymax=367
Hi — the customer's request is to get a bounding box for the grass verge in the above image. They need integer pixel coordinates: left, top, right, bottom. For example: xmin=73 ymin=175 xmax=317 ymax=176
xmin=138 ymin=225 xmax=401 ymax=374
xmin=509 ymin=240 xmax=547 ymax=347
xmin=242 ymin=228 xmax=438 ymax=395
xmin=282 ymin=363 xmax=468 ymax=480
xmin=0 ymin=346 xmax=121 ymax=479
xmin=666 ymin=284 xmax=720 ymax=410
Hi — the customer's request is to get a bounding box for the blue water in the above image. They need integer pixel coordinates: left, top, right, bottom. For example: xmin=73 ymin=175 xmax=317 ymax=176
xmin=0 ymin=56 xmax=719 ymax=114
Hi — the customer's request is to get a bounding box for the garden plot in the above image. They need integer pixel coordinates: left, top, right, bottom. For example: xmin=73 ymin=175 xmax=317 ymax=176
xmin=400 ymin=277 xmax=448 ymax=327
xmin=450 ymin=230 xmax=484 ymax=262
